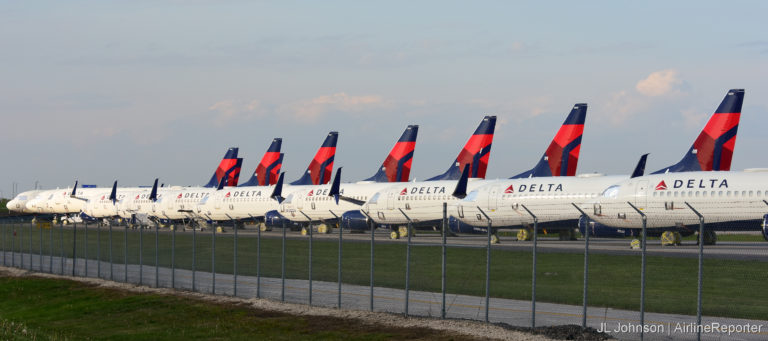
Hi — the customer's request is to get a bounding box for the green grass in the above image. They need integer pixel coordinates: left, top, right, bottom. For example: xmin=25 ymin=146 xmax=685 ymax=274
xmin=1 ymin=223 xmax=767 ymax=321
xmin=0 ymin=274 xmax=466 ymax=340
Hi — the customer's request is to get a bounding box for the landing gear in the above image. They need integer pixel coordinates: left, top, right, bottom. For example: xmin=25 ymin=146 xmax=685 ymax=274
xmin=558 ymin=228 xmax=578 ymax=241
xmin=660 ymin=231 xmax=682 ymax=246
xmin=699 ymin=230 xmax=717 ymax=245
xmin=390 ymin=231 xmax=399 ymax=239
xmin=490 ymin=234 xmax=500 ymax=244
xmin=258 ymin=223 xmax=271 ymax=232
xmin=517 ymin=226 xmax=534 ymax=241
xmin=300 ymin=227 xmax=309 ymax=236
xmin=317 ymin=223 xmax=331 ymax=234
xmin=390 ymin=226 xmax=414 ymax=239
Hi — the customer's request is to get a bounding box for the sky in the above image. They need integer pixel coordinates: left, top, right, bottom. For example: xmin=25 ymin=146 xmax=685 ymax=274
xmin=2 ymin=1 xmax=767 ymax=197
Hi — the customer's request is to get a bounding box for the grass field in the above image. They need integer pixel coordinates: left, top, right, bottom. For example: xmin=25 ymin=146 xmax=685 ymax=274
xmin=0 ymin=273 xmax=469 ymax=340
xmin=1 ymin=223 xmax=766 ymax=321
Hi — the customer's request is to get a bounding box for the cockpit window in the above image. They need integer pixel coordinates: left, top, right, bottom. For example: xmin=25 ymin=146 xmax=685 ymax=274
xmin=601 ymin=185 xmax=620 ymax=198
xmin=462 ymin=190 xmax=479 ymax=202
xmin=369 ymin=193 xmax=380 ymax=204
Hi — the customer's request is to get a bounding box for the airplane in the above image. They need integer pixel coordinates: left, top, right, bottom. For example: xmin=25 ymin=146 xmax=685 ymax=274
xmin=585 ymin=168 xmax=768 ymax=244
xmin=452 ymin=89 xmax=745 ymax=242
xmin=357 ymin=106 xmax=580 ymax=238
xmin=79 ymin=147 xmax=242 ymax=225
xmin=269 ymin=125 xmax=421 ymax=233
xmin=196 ymin=132 xmax=337 ymax=225
xmin=274 ymin=116 xmax=497 ymax=236
xmin=6 ymin=189 xmax=44 ymax=213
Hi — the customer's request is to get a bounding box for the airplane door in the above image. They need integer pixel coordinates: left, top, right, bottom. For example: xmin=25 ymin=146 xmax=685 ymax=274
xmin=488 ymin=187 xmax=498 ymax=210
xmin=386 ymin=192 xmax=395 ymax=210
xmin=635 ymin=180 xmax=648 ymax=209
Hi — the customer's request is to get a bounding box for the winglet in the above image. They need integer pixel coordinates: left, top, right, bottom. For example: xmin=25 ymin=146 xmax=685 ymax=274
xmin=271 ymin=172 xmax=285 ymax=203
xmin=329 ymin=167 xmax=342 ymax=204
xmin=452 ymin=165 xmax=470 ymax=199
xmin=109 ymin=180 xmax=118 ymax=205
xmin=149 ymin=178 xmax=159 ymax=202
xmin=70 ymin=180 xmax=79 ymax=197
xmin=631 ymin=154 xmax=649 ymax=179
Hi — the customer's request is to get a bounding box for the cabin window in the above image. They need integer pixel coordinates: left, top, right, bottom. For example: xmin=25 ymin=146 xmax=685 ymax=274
xmin=726 ymin=191 xmax=731 ymax=197
xmin=742 ymin=191 xmax=747 ymax=197
xmin=702 ymin=191 xmax=707 ymax=197
xmin=674 ymin=192 xmax=678 ymax=197
xmin=695 ymin=191 xmax=700 ymax=197
xmin=758 ymin=191 xmax=762 ymax=196
xmin=749 ymin=191 xmax=754 ymax=197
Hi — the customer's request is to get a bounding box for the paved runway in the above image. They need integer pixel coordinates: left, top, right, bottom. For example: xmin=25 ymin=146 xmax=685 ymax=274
xmin=2 ymin=250 xmax=766 ymax=341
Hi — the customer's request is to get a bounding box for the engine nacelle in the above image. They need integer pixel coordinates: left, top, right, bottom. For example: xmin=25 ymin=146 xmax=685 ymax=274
xmin=447 ymin=216 xmax=488 ymax=234
xmin=762 ymin=214 xmax=768 ymax=241
xmin=340 ymin=210 xmax=371 ymax=231
xmin=265 ymin=210 xmax=302 ymax=230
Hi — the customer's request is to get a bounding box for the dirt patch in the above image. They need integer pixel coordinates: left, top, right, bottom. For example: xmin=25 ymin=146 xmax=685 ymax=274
xmin=1 ymin=266 xmax=594 ymax=340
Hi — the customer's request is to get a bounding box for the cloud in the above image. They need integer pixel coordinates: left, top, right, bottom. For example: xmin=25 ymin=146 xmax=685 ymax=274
xmin=680 ymin=107 xmax=708 ymax=129
xmin=635 ymin=69 xmax=684 ymax=97
xmin=280 ymin=92 xmax=386 ymax=121
xmin=208 ymin=99 xmax=266 ymax=125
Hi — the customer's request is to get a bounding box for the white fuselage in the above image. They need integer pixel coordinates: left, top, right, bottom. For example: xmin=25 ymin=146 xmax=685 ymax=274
xmin=586 ymin=170 xmax=768 ymax=229
xmin=453 ymin=174 xmax=623 ymax=227
xmin=6 ymin=190 xmax=43 ymax=213
xmin=197 ymin=184 xmax=283 ymax=221
xmin=278 ymin=181 xmax=392 ymax=222
xmin=363 ymin=179 xmax=489 ymax=225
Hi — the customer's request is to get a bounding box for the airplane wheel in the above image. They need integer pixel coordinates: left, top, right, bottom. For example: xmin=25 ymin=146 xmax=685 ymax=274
xmin=661 ymin=231 xmax=681 ymax=246
xmin=317 ymin=224 xmax=329 ymax=234
xmin=630 ymin=239 xmax=641 ymax=249
xmin=699 ymin=230 xmax=717 ymax=245
xmin=301 ymin=227 xmax=308 ymax=236
xmin=62 ymin=220 xmax=69 ymax=226
xmin=390 ymin=231 xmax=399 ymax=240
xmin=398 ymin=226 xmax=409 ymax=238
xmin=517 ymin=227 xmax=533 ymax=241
xmin=259 ymin=223 xmax=271 ymax=232
xmin=491 ymin=234 xmax=500 ymax=244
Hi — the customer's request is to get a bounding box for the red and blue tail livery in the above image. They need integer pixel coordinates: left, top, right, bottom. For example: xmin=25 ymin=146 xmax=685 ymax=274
xmin=204 ymin=147 xmax=240 ymax=188
xmin=365 ymin=125 xmax=419 ymax=182
xmin=240 ymin=138 xmax=283 ymax=187
xmin=428 ymin=116 xmax=496 ymax=180
xmin=653 ymin=89 xmax=744 ymax=174
xmin=291 ymin=132 xmax=338 ymax=185
xmin=512 ymin=103 xmax=587 ymax=178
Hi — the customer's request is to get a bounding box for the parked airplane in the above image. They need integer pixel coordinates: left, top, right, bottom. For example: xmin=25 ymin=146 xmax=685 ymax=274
xmin=6 ymin=190 xmax=44 ymax=213
xmin=453 ymin=89 xmax=744 ymax=242
xmin=196 ymin=132 xmax=337 ymax=224
xmin=270 ymin=124 xmax=421 ymax=232
xmin=585 ymin=168 xmax=768 ymax=243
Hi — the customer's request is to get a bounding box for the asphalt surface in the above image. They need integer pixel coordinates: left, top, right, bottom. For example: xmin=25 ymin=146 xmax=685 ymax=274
xmin=2 ymin=250 xmax=767 ymax=341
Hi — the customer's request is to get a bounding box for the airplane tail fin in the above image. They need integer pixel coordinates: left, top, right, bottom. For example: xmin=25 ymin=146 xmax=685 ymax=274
xmin=290 ymin=132 xmax=338 ymax=185
xmin=203 ymin=147 xmax=240 ymax=188
xmin=364 ymin=125 xmax=418 ymax=182
xmin=427 ymin=116 xmax=496 ymax=181
xmin=512 ymin=103 xmax=587 ymax=178
xmin=653 ymin=89 xmax=744 ymax=174
xmin=240 ymin=138 xmax=283 ymax=187
xmin=228 ymin=158 xmax=243 ymax=186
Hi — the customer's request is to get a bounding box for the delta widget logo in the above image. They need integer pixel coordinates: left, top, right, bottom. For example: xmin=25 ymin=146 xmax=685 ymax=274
xmin=655 ymin=181 xmax=667 ymax=190
xmin=504 ymin=185 xmax=514 ymax=193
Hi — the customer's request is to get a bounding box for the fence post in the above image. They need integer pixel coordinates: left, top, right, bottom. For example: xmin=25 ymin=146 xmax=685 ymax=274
xmin=627 ymin=202 xmax=647 ymax=340
xmin=19 ymin=223 xmax=23 ymax=269
xmin=572 ymin=204 xmax=592 ymax=330
xmin=124 ymin=225 xmax=128 ymax=283
xmin=398 ymin=208 xmax=413 ymax=317
xmin=211 ymin=217 xmax=216 ymax=295
xmin=442 ymin=203 xmax=447 ymax=319
xmin=97 ymin=223 xmax=101 ymax=278
xmin=299 ymin=211 xmax=313 ymax=306
xmin=477 ymin=207 xmax=492 ymax=323
xmin=281 ymin=219 xmax=286 ymax=302
xmin=192 ymin=220 xmax=197 ymax=292
xmin=685 ymin=202 xmax=704 ymax=341
xmin=39 ymin=221 xmax=42 ymax=272
xmin=360 ymin=210 xmax=375 ymax=312
xmin=249 ymin=214 xmax=260 ymax=298
xmin=226 ymin=214 xmax=237 ymax=297
xmin=59 ymin=222 xmax=64 ymax=275
xmin=521 ymin=204 xmax=538 ymax=329
xmin=28 ymin=221 xmax=33 ymax=271
xmin=84 ymin=222 xmax=88 ymax=277
xmin=139 ymin=224 xmax=143 ymax=285
xmin=171 ymin=217 xmax=175 ymax=289
xmin=109 ymin=224 xmax=113 ymax=280
xmin=329 ymin=211 xmax=342 ymax=309
xmin=72 ymin=222 xmax=77 ymax=276
xmin=12 ymin=223 xmax=16 ymax=268
xmin=49 ymin=221 xmax=53 ymax=273
xmin=2 ymin=223 xmax=5 ymax=267
xmin=154 ymin=221 xmax=159 ymax=288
